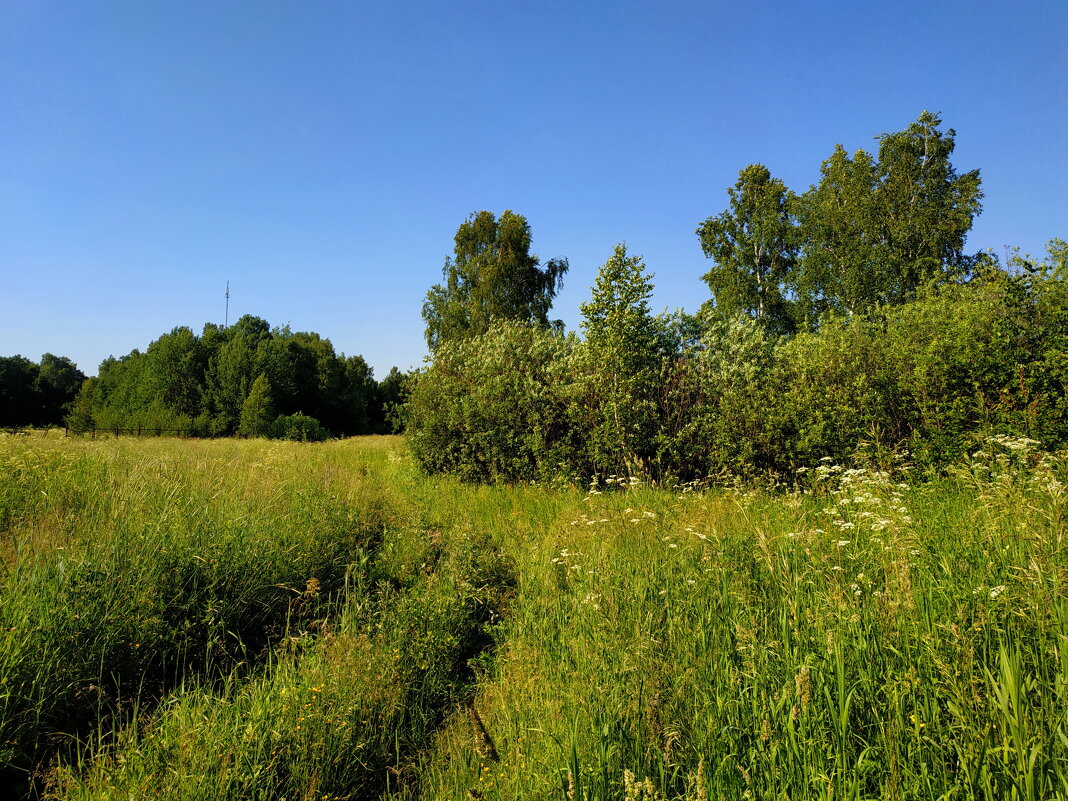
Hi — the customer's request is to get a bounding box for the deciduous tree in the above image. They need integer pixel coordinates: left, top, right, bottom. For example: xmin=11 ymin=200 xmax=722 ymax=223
xmin=793 ymin=145 xmax=882 ymax=322
xmin=578 ymin=243 xmax=661 ymax=473
xmin=239 ymin=374 xmax=275 ymax=437
xmin=423 ymin=210 xmax=568 ymax=349
xmin=697 ymin=164 xmax=799 ymax=335
xmin=795 ymin=112 xmax=983 ymax=322
xmin=0 ymin=356 xmax=40 ymax=426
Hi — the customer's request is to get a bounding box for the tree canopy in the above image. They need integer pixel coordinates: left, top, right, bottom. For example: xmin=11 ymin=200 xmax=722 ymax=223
xmin=406 ymin=113 xmax=1066 ymax=484
xmin=0 ymin=354 xmax=86 ymax=427
xmin=65 ymin=316 xmax=406 ymax=438
xmin=422 ymin=210 xmax=568 ymax=350
xmin=697 ymin=164 xmax=799 ymax=335
xmin=699 ymin=112 xmax=983 ymax=332
xmin=579 ymin=243 xmax=661 ymax=473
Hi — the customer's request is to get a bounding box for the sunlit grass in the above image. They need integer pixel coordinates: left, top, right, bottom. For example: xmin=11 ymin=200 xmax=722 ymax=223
xmin=1 ymin=433 xmax=1065 ymax=799
xmin=0 ymin=435 xmax=400 ymax=789
xmin=392 ymin=444 xmax=1068 ymax=801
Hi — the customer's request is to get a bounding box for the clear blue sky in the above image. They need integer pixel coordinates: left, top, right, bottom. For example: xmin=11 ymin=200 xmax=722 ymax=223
xmin=2 ymin=0 xmax=1065 ymax=378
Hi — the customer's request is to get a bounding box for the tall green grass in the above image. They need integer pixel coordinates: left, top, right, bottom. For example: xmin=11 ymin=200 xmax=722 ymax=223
xmin=46 ymin=521 xmax=516 ymax=800
xmin=391 ymin=442 xmax=1068 ymax=800
xmin=0 ymin=436 xmax=397 ymax=790
xmin=2 ymin=433 xmax=1065 ymax=799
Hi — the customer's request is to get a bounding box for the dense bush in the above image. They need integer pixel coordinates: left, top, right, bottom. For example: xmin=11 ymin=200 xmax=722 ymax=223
xmin=407 ymin=121 xmax=1066 ymax=485
xmin=655 ymin=314 xmax=779 ymax=479
xmin=571 ymin=244 xmax=662 ymax=477
xmin=770 ymin=315 xmax=903 ymax=470
xmin=406 ymin=321 xmax=577 ymax=482
xmin=407 ymin=266 xmax=1068 ymax=483
xmin=272 ymin=413 xmax=329 ymax=442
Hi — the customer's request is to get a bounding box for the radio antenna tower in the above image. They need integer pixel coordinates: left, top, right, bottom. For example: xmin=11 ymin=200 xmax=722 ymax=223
xmin=225 ymin=280 xmax=231 ymax=327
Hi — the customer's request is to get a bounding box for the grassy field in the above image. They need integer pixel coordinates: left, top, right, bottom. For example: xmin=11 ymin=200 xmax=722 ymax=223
xmin=1 ymin=433 xmax=1065 ymax=799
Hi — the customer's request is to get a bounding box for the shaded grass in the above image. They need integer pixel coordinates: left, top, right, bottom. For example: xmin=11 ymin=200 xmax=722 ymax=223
xmin=45 ymin=521 xmax=517 ymax=800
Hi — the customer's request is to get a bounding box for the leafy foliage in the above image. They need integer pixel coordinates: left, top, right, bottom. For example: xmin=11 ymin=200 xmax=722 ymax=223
xmin=272 ymin=412 xmax=329 ymax=442
xmin=408 ymin=240 xmax=1068 ymax=483
xmin=238 ymin=374 xmax=275 ymax=438
xmin=795 ymin=112 xmax=983 ymax=326
xmin=699 ymin=112 xmax=984 ymax=333
xmin=0 ymin=356 xmax=43 ymax=427
xmin=67 ymin=316 xmax=398 ymax=438
xmin=656 ymin=314 xmax=779 ymax=478
xmin=576 ymin=244 xmax=662 ymax=474
xmin=406 ymin=321 xmax=577 ymax=482
xmin=375 ymin=366 xmax=412 ymax=434
xmin=423 ymin=210 xmax=568 ymax=350
xmin=697 ymin=164 xmax=799 ymax=335
xmin=0 ymin=354 xmax=86 ymax=427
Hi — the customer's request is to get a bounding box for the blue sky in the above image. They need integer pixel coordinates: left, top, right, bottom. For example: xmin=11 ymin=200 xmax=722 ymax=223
xmin=2 ymin=0 xmax=1065 ymax=378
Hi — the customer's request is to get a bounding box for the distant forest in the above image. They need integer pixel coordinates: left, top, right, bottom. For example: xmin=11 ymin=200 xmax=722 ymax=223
xmin=2 ymin=318 xmax=407 ymax=439
xmin=0 ymin=354 xmax=86 ymax=429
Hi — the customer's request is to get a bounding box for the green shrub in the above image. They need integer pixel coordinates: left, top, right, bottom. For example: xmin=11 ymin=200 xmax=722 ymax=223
xmin=656 ymin=314 xmax=778 ymax=479
xmin=406 ymin=321 xmax=579 ymax=482
xmin=238 ymin=374 xmax=274 ymax=437
xmin=881 ymin=276 xmax=1051 ymax=468
xmin=771 ymin=315 xmax=902 ymax=471
xmin=271 ymin=413 xmax=328 ymax=442
xmin=408 ymin=267 xmax=1068 ymax=483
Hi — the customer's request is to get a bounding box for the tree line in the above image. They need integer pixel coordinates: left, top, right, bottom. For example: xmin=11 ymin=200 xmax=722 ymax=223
xmin=698 ymin=111 xmax=983 ymax=334
xmin=73 ymin=316 xmax=410 ymax=439
xmin=406 ymin=113 xmax=1068 ymax=481
xmin=0 ymin=354 xmax=86 ymax=428
xmin=2 ymin=318 xmax=408 ymax=439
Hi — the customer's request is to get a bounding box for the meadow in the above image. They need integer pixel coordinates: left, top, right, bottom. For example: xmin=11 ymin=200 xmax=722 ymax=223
xmin=0 ymin=432 xmax=1065 ymax=799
